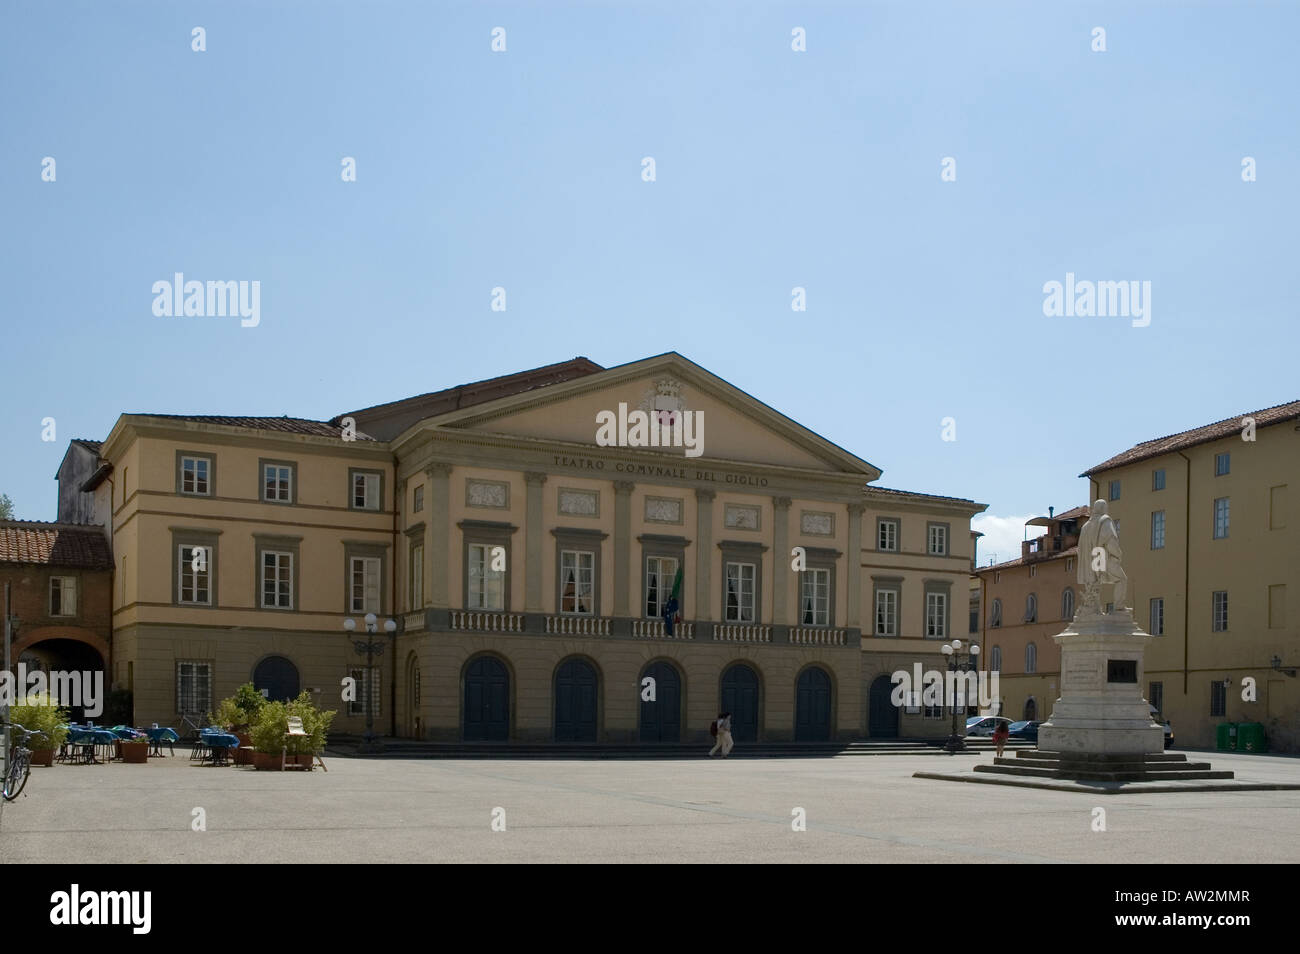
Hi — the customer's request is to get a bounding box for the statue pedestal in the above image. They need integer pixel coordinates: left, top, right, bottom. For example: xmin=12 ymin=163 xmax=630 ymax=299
xmin=1037 ymin=609 xmax=1165 ymax=756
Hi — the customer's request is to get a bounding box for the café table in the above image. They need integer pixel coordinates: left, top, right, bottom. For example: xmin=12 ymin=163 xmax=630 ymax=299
xmin=145 ymin=726 xmax=180 ymax=757
xmin=199 ymin=729 xmax=241 ymax=766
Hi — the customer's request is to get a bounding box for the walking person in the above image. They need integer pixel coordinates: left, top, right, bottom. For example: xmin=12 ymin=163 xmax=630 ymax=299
xmin=992 ymin=719 xmax=1009 ymax=758
xmin=708 ymin=712 xmax=725 ymax=757
xmin=709 ymin=712 xmax=734 ymax=758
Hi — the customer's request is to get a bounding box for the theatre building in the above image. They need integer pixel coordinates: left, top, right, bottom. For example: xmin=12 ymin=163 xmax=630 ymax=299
xmin=78 ymin=353 xmax=984 ymax=742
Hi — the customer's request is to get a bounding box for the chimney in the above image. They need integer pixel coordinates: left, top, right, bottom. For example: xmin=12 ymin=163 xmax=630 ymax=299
xmin=1048 ymin=506 xmax=1055 ymax=519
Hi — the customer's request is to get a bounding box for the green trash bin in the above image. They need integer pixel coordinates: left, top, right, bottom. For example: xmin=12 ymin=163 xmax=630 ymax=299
xmin=1237 ymin=722 xmax=1267 ymax=753
xmin=1216 ymin=723 xmax=1237 ymax=751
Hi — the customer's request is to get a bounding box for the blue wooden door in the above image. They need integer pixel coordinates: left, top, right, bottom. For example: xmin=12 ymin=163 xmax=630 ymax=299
xmin=795 ymin=666 xmax=832 ymax=741
xmin=639 ymin=661 xmax=682 ymax=742
xmin=720 ymin=664 xmax=760 ymax=742
xmin=463 ymin=656 xmax=509 ymax=741
xmin=253 ymin=655 xmax=300 ymax=702
xmin=869 ymin=674 xmax=899 ymax=738
xmin=554 ymin=659 xmax=598 ymax=742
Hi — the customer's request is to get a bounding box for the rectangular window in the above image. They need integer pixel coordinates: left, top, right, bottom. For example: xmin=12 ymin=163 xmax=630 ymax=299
xmin=348 ymin=668 xmax=381 ymax=718
xmin=877 ymin=519 xmax=898 ymax=552
xmin=875 ymin=589 xmax=898 ymax=637
xmin=923 ymin=700 xmax=944 ymax=719
xmin=49 ymin=576 xmax=76 ymax=616
xmin=351 ymin=470 xmax=382 ymax=510
xmin=926 ymin=592 xmax=947 ymax=638
xmin=262 ymin=463 xmax=293 ymax=503
xmin=1268 ymin=584 xmax=1286 ymax=629
xmin=1109 ymin=479 xmax=1121 ymax=501
xmin=350 ymin=556 xmax=381 ymax=614
xmin=1215 ymin=452 xmax=1230 ymax=476
xmin=178 ymin=545 xmax=213 ymax=604
xmin=724 ymin=562 xmax=756 ymax=622
xmin=261 ymin=551 xmax=293 ymax=609
xmin=180 ymin=456 xmax=211 ymax=496
xmin=413 ymin=485 xmax=425 ymax=513
xmin=468 ymin=543 xmax=505 ymax=611
xmin=1269 ymin=485 xmax=1287 ymax=530
xmin=1149 ymin=681 xmax=1163 ymax=715
xmin=409 ymin=543 xmax=424 ymax=610
xmin=1151 ymin=510 xmax=1166 ymax=549
xmin=177 ymin=661 xmax=212 ymax=716
xmin=560 ymin=549 xmax=595 ymax=615
xmin=1212 ymin=590 xmax=1228 ymax=632
xmin=801 ymin=568 xmax=830 ymax=626
xmin=927 ymin=524 xmax=948 ymax=556
xmin=645 ymin=555 xmax=679 ymax=618
xmin=1152 ymin=469 xmax=1166 ymax=491
xmin=1213 ymin=497 xmax=1230 ymax=539
xmin=1210 ymin=681 xmax=1226 ymax=717
xmin=1149 ymin=597 xmax=1164 ymax=636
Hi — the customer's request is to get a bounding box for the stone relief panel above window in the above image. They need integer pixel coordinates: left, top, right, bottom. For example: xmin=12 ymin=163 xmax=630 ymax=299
xmin=466 ymin=479 xmax=510 ymax=509
xmin=724 ymin=503 xmax=761 ymax=531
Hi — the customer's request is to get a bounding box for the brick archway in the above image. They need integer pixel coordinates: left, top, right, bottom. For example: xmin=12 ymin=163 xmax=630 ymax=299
xmin=13 ymin=626 xmax=110 ymax=671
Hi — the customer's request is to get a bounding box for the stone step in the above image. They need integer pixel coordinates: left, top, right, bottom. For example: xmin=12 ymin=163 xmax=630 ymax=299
xmin=1023 ymin=749 xmax=1186 ymax=763
xmin=995 ymin=756 xmax=1212 ymax=772
xmin=974 ymin=764 xmax=1236 ymax=782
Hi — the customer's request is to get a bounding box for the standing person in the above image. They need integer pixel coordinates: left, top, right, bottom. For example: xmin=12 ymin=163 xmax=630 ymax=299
xmin=992 ymin=719 xmax=1009 ymax=758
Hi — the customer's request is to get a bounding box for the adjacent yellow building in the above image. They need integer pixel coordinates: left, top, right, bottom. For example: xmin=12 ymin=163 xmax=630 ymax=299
xmin=1080 ymin=401 xmax=1298 ymax=751
xmin=73 ymin=353 xmax=986 ymax=742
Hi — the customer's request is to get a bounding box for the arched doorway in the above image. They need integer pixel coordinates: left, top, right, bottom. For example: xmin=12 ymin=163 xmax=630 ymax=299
xmin=14 ymin=636 xmax=106 ymax=724
xmin=720 ymin=663 xmax=760 ymax=743
xmin=463 ymin=655 xmax=510 ymax=741
xmin=868 ymin=674 xmax=899 ymax=738
xmin=639 ymin=660 xmax=682 ymax=742
xmin=252 ymin=655 xmax=300 ymax=702
xmin=405 ymin=652 xmax=422 ymax=739
xmin=554 ymin=658 xmax=599 ymax=742
xmin=795 ymin=666 xmax=833 ymax=741
xmin=1023 ymin=697 xmax=1037 ymax=721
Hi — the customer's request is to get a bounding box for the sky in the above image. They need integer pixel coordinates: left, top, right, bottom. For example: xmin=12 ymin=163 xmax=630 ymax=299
xmin=2 ymin=0 xmax=1297 ymax=566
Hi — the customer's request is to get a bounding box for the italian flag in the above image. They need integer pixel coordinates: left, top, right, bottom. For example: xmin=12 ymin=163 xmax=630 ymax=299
xmin=663 ymin=565 xmax=685 ymax=635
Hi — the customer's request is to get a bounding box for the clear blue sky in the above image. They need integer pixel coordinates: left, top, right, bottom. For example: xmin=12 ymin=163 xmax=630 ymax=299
xmin=3 ymin=1 xmax=1297 ymax=560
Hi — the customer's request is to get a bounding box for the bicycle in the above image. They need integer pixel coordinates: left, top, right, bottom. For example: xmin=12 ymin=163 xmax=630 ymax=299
xmin=3 ymin=723 xmax=46 ymax=801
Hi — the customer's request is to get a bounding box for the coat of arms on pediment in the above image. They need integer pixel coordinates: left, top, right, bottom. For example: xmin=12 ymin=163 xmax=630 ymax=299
xmin=638 ymin=377 xmax=689 ymax=426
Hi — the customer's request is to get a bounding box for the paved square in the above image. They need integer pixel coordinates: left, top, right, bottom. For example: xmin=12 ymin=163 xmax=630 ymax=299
xmin=2 ymin=749 xmax=1298 ymax=863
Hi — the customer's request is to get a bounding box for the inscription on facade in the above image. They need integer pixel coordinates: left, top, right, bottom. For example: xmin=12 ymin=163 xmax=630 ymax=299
xmin=551 ymin=455 xmax=769 ymax=487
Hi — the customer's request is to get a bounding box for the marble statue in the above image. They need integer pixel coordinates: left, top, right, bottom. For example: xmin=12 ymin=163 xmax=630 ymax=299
xmin=1077 ymin=498 xmax=1127 ymax=613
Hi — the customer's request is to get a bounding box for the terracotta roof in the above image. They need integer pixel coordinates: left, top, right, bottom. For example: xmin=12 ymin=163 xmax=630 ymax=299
xmin=865 ymin=485 xmax=982 ymax=506
xmin=976 ymin=545 xmax=1078 ymax=575
xmin=1082 ymin=400 xmax=1300 ymax=476
xmin=337 ymin=357 xmax=605 ymax=421
xmin=133 ymin=415 xmax=377 ymax=441
xmin=0 ymin=522 xmax=113 ymax=570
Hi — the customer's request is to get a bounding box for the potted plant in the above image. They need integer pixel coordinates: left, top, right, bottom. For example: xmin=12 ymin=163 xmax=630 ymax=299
xmin=250 ymin=700 xmax=288 ymax=770
xmin=9 ymin=693 xmax=70 ymax=767
xmin=117 ymin=735 xmax=149 ymax=764
xmin=210 ymin=682 xmax=267 ymax=764
xmin=284 ymin=692 xmax=336 ymax=770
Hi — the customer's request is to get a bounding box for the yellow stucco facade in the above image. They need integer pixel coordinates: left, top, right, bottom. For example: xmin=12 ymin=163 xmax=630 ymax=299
xmin=94 ymin=354 xmax=986 ymax=742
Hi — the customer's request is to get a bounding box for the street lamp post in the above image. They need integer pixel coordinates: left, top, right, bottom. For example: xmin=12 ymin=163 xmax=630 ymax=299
xmin=343 ymin=613 xmax=396 ymax=753
xmin=941 ymin=638 xmax=980 ymax=754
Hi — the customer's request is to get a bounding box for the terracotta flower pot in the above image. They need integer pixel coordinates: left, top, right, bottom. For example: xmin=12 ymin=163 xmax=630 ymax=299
xmin=234 ymin=746 xmax=254 ymax=765
xmin=253 ymin=750 xmax=284 ymax=771
xmin=30 ymin=749 xmax=54 ymax=767
xmin=120 ymin=742 xmax=149 ymax=763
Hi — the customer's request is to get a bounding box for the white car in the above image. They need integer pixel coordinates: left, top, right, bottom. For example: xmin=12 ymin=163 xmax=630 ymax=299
xmin=964 ymin=716 xmax=1013 ymax=737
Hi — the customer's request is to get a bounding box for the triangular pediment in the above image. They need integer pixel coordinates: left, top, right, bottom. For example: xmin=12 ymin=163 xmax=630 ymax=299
xmin=394 ymin=353 xmax=880 ymax=477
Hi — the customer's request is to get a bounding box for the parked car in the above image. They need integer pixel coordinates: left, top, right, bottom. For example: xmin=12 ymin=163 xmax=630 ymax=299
xmin=964 ymin=716 xmax=1013 ymax=737
xmin=1007 ymin=720 xmax=1040 ymax=741
xmin=1150 ymin=705 xmax=1174 ymax=748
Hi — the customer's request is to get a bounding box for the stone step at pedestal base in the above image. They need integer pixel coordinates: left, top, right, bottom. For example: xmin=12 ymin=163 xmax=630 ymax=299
xmin=972 ymin=749 xmax=1236 ymax=783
